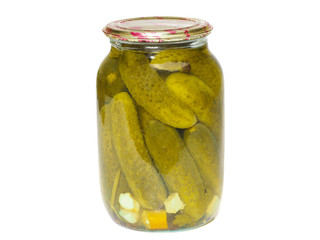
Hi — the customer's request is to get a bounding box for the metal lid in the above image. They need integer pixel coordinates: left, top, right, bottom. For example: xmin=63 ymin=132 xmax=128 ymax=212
xmin=103 ymin=16 xmax=213 ymax=43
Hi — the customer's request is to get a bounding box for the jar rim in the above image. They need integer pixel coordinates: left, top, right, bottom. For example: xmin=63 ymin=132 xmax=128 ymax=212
xmin=103 ymin=16 xmax=213 ymax=43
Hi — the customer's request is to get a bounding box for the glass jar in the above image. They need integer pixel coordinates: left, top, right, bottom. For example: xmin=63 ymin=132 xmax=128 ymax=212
xmin=97 ymin=17 xmax=224 ymax=231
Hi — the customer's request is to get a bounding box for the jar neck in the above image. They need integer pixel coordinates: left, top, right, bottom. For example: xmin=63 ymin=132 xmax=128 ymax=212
xmin=110 ymin=37 xmax=208 ymax=52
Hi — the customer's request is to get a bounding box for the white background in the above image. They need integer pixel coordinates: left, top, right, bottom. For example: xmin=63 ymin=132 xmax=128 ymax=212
xmin=0 ymin=0 xmax=319 ymax=239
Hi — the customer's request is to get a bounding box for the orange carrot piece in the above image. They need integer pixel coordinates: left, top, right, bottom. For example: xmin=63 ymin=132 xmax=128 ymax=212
xmin=141 ymin=210 xmax=168 ymax=230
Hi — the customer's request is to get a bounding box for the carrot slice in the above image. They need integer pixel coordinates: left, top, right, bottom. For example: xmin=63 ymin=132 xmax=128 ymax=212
xmin=141 ymin=210 xmax=168 ymax=230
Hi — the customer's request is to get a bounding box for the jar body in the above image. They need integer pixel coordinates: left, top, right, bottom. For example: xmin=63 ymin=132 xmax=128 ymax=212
xmin=97 ymin=40 xmax=224 ymax=231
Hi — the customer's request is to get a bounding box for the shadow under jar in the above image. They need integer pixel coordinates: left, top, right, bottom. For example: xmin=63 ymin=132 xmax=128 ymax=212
xmin=97 ymin=16 xmax=224 ymax=232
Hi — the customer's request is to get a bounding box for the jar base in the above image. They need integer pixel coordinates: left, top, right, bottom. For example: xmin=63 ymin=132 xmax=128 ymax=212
xmin=108 ymin=210 xmax=219 ymax=232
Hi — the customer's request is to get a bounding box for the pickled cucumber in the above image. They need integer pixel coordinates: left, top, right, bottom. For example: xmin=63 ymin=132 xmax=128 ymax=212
xmin=184 ymin=123 xmax=222 ymax=197
xmin=166 ymin=72 xmax=223 ymax=146
xmin=98 ymin=104 xmax=122 ymax=200
xmin=166 ymin=72 xmax=215 ymax=122
xmin=119 ymin=51 xmax=197 ymax=129
xmin=97 ymin=48 xmax=126 ymax=109
xmin=137 ymin=105 xmax=154 ymax=134
xmin=98 ymin=104 xmax=130 ymax=218
xmin=151 ymin=47 xmax=223 ymax=98
xmin=145 ymin=120 xmax=207 ymax=226
xmin=111 ymin=92 xmax=167 ymax=210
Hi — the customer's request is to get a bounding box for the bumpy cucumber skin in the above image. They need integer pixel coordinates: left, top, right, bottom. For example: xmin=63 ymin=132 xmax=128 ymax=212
xmin=184 ymin=123 xmax=223 ymax=198
xmin=166 ymin=72 xmax=223 ymax=147
xmin=166 ymin=72 xmax=215 ymax=123
xmin=97 ymin=47 xmax=126 ymax=109
xmin=151 ymin=47 xmax=224 ymax=146
xmin=119 ymin=51 xmax=197 ymax=129
xmin=111 ymin=92 xmax=167 ymax=210
xmin=145 ymin=120 xmax=207 ymax=226
xmin=166 ymin=73 xmax=214 ymax=110
xmin=150 ymin=46 xmax=223 ymax=99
